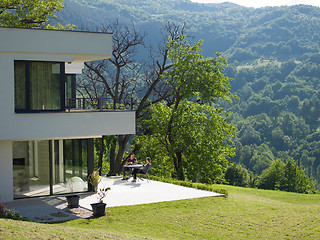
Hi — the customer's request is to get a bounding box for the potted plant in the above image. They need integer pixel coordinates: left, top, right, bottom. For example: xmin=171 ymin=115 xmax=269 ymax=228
xmin=65 ymin=177 xmax=81 ymax=208
xmin=88 ymin=168 xmax=101 ymax=192
xmin=90 ymin=187 xmax=111 ymax=217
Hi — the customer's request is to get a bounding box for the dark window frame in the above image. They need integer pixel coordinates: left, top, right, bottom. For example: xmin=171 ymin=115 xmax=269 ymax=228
xmin=65 ymin=74 xmax=77 ymax=109
xmin=14 ymin=60 xmax=66 ymax=113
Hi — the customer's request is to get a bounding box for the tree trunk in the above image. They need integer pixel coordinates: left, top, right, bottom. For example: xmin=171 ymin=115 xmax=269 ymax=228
xmin=167 ymin=96 xmax=185 ymax=180
xmin=114 ymin=137 xmax=125 ymax=173
xmin=109 ymin=138 xmax=117 ymax=174
xmin=174 ymin=151 xmax=185 ymax=181
xmin=114 ymin=134 xmax=132 ymax=173
xmin=98 ymin=138 xmax=104 ymax=175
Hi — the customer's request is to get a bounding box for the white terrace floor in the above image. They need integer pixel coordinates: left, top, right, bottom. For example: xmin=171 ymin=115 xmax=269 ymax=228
xmin=5 ymin=176 xmax=223 ymax=222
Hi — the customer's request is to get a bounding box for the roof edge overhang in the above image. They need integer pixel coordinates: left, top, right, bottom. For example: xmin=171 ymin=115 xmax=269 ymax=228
xmin=0 ymin=27 xmax=112 ymax=63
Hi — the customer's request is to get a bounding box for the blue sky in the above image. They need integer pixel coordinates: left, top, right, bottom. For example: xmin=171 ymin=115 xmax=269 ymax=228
xmin=190 ymin=0 xmax=320 ymax=8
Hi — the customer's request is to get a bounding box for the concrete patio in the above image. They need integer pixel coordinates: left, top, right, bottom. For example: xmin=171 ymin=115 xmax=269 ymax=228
xmin=4 ymin=176 xmax=223 ymax=222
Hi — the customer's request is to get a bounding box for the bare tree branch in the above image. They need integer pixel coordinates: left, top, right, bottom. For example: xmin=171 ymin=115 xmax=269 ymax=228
xmin=78 ymin=20 xmax=186 ymax=174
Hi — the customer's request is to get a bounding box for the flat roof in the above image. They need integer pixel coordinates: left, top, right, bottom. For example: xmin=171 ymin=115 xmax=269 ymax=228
xmin=0 ymin=26 xmax=112 ymax=35
xmin=0 ymin=27 xmax=112 ymax=62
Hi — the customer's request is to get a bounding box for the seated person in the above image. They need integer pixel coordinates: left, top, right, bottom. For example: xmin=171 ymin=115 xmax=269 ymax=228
xmin=132 ymin=157 xmax=151 ymax=182
xmin=122 ymin=153 xmax=137 ymax=180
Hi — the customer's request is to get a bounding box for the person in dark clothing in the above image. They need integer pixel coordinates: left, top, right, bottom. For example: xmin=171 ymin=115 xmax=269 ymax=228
xmin=132 ymin=157 xmax=151 ymax=182
xmin=122 ymin=153 xmax=137 ymax=180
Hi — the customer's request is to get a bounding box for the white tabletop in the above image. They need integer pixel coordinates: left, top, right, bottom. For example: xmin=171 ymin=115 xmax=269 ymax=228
xmin=124 ymin=164 xmax=143 ymax=168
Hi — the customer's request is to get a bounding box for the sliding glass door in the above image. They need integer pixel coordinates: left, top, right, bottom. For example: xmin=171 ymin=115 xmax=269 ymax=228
xmin=54 ymin=139 xmax=88 ymax=195
xmin=13 ymin=141 xmax=50 ymax=198
xmin=13 ymin=139 xmax=89 ymax=199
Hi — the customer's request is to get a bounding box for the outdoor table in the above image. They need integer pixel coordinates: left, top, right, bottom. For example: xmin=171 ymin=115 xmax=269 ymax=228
xmin=123 ymin=164 xmax=143 ymax=177
xmin=123 ymin=164 xmax=143 ymax=168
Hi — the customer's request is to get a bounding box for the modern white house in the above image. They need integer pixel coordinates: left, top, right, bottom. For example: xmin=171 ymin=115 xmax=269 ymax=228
xmin=0 ymin=27 xmax=136 ymax=202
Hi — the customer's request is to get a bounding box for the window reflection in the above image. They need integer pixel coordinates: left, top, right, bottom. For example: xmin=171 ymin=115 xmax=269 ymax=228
xmin=14 ymin=61 xmax=64 ymax=112
xmin=12 ymin=139 xmax=88 ymax=199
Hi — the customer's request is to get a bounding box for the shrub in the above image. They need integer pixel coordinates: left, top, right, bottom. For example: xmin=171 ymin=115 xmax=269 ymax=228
xmin=257 ymin=159 xmax=284 ymax=190
xmin=0 ymin=197 xmax=27 ymax=221
xmin=0 ymin=202 xmax=6 ymax=218
xmin=225 ymin=164 xmax=250 ymax=187
xmin=149 ymin=176 xmax=229 ymax=197
xmin=257 ymin=158 xmax=316 ymax=194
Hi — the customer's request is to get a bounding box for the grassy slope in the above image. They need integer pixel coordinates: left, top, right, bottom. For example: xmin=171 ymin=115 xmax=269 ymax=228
xmin=1 ymin=185 xmax=319 ymax=240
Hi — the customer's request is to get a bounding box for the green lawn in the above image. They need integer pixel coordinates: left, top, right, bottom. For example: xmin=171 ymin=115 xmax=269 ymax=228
xmin=1 ymin=185 xmax=320 ymax=239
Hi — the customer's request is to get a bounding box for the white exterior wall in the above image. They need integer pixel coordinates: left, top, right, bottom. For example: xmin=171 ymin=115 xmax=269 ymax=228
xmin=0 ymin=141 xmax=13 ymax=202
xmin=65 ymin=62 xmax=85 ymax=74
xmin=0 ymin=111 xmax=135 ymax=141
xmin=0 ymin=28 xmax=135 ymax=202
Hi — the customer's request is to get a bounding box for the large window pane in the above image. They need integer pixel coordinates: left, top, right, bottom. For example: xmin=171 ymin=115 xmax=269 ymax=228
xmin=14 ymin=61 xmax=64 ymax=112
xmin=13 ymin=141 xmax=50 ymax=198
xmin=14 ymin=61 xmax=26 ymax=110
xmin=60 ymin=139 xmax=88 ymax=194
xmin=30 ymin=62 xmax=61 ymax=110
xmin=12 ymin=139 xmax=89 ymax=199
xmin=66 ymin=74 xmax=76 ymax=108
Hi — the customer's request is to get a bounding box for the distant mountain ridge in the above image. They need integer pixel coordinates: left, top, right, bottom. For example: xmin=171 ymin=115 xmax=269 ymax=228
xmin=58 ymin=0 xmax=320 ymax=59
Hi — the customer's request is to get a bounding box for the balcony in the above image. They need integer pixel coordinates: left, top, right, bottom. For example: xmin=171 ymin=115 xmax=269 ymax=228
xmin=65 ymin=97 xmax=135 ymax=112
xmin=0 ymin=98 xmax=135 ymax=141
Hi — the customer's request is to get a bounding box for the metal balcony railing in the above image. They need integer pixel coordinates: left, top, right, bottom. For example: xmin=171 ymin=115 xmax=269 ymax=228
xmin=65 ymin=97 xmax=134 ymax=112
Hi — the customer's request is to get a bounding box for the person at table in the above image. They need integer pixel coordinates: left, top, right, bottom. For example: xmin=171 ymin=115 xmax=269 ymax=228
xmin=122 ymin=153 xmax=137 ymax=180
xmin=132 ymin=157 xmax=151 ymax=182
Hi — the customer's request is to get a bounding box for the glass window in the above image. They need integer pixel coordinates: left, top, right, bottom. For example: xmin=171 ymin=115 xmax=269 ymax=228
xmin=14 ymin=61 xmax=65 ymax=112
xmin=13 ymin=139 xmax=89 ymax=199
xmin=13 ymin=141 xmax=50 ymax=198
xmin=14 ymin=61 xmax=26 ymax=110
xmin=29 ymin=62 xmax=62 ymax=110
xmin=65 ymin=74 xmax=76 ymax=108
xmin=60 ymin=139 xmax=88 ymax=194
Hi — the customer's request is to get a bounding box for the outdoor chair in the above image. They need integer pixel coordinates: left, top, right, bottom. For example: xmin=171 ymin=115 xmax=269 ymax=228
xmin=137 ymin=163 xmax=151 ymax=182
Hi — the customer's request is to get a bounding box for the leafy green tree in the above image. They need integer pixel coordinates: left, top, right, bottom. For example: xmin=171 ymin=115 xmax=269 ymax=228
xmin=146 ymin=100 xmax=236 ymax=182
xmin=258 ymin=159 xmax=285 ymax=190
xmin=0 ymin=0 xmax=72 ymax=29
xmin=299 ymin=150 xmax=313 ymax=174
xmin=238 ymin=145 xmax=252 ymax=168
xmin=239 ymin=123 xmax=261 ymax=145
xmin=271 ymin=127 xmax=285 ymax=150
xmin=133 ymin=135 xmax=173 ymax=178
xmin=251 ymin=113 xmax=272 ymax=138
xmin=143 ymin=35 xmax=237 ymax=182
xmin=268 ymin=105 xmax=281 ymax=120
xmin=236 ymin=84 xmax=253 ymax=101
xmin=287 ymin=95 xmax=300 ymax=114
xmin=225 ymin=164 xmax=250 ymax=187
xmin=249 ymin=155 xmax=272 ymax=175
xmin=282 ymin=157 xmax=316 ymax=193
xmin=258 ymin=158 xmax=316 ymax=193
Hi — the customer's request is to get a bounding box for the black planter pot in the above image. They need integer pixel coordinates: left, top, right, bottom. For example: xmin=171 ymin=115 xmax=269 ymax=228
xmin=66 ymin=195 xmax=80 ymax=208
xmin=91 ymin=203 xmax=106 ymax=217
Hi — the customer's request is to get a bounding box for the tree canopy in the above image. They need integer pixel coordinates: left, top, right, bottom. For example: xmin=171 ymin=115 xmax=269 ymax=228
xmin=138 ymin=35 xmax=237 ymax=182
xmin=257 ymin=158 xmax=316 ymax=193
xmin=0 ymin=0 xmax=72 ymax=29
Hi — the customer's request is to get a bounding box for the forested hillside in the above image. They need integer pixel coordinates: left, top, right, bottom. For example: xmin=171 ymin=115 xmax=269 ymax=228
xmin=56 ymin=0 xmax=320 ymax=186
